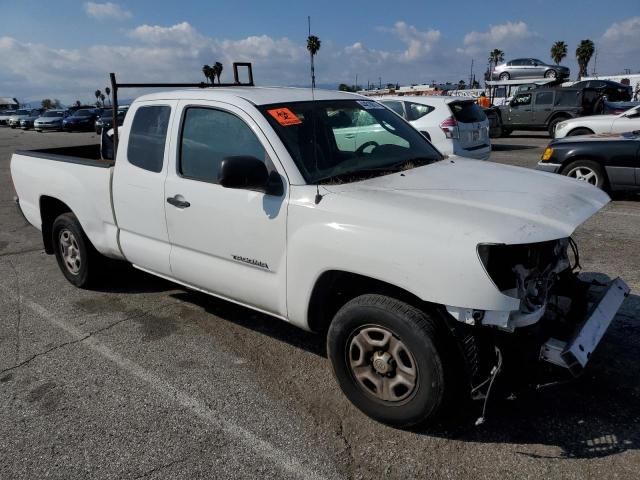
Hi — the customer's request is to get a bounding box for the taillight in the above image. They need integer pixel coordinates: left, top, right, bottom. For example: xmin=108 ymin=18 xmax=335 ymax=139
xmin=439 ymin=116 xmax=459 ymax=139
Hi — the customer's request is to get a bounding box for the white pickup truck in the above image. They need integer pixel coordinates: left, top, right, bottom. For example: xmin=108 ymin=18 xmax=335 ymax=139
xmin=11 ymin=86 xmax=629 ymax=427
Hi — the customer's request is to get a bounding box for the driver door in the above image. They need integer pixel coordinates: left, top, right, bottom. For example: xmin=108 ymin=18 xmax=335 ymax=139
xmin=508 ymin=93 xmax=533 ymax=126
xmin=164 ymin=101 xmax=289 ymax=317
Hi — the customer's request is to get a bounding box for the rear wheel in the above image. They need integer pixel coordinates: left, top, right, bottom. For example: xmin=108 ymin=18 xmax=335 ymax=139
xmin=499 ymin=72 xmax=510 ymax=81
xmin=562 ymin=160 xmax=607 ymax=189
xmin=567 ymin=127 xmax=594 ymax=137
xmin=52 ymin=213 xmax=102 ymax=288
xmin=327 ymin=294 xmax=456 ymax=428
xmin=544 ymin=69 xmax=557 ymax=79
xmin=548 ymin=117 xmax=569 ymax=137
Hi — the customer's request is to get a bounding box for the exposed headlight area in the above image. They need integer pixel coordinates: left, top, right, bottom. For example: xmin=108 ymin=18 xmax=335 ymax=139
xmin=476 ymin=239 xmax=571 ymax=328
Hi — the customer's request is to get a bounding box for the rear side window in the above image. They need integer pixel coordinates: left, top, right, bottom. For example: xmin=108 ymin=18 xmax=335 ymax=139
xmin=448 ymin=101 xmax=486 ymax=122
xmin=127 ymin=106 xmax=171 ymax=173
xmin=383 ymin=101 xmax=404 ymax=116
xmin=405 ymin=102 xmax=435 ymax=121
xmin=555 ymin=90 xmax=579 ymax=106
xmin=179 ymin=107 xmax=266 ymax=183
xmin=535 ymin=92 xmax=553 ymax=105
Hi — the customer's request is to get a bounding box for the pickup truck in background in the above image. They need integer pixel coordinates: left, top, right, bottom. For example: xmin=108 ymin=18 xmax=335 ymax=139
xmin=498 ymin=87 xmax=599 ymax=137
xmin=11 ymin=86 xmax=629 ymax=428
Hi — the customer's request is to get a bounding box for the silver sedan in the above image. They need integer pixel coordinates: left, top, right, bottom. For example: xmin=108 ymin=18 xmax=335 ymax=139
xmin=493 ymin=58 xmax=570 ymax=80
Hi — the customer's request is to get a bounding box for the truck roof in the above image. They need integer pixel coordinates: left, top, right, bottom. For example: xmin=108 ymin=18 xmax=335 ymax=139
xmin=135 ymin=86 xmax=362 ymax=106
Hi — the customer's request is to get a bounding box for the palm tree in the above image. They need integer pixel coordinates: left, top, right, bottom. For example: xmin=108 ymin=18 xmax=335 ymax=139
xmin=213 ymin=62 xmax=223 ymax=84
xmin=550 ymin=41 xmax=567 ymax=65
xmin=576 ymin=39 xmax=595 ymax=79
xmin=100 ymin=93 xmax=105 ymax=106
xmin=94 ymin=89 xmax=101 ymax=106
xmin=458 ymin=80 xmax=466 ymax=90
xmin=488 ymin=49 xmax=505 ymax=80
xmin=307 ymin=35 xmax=321 ymax=88
xmin=202 ymin=64 xmax=213 ymax=84
xmin=105 ymin=87 xmax=111 ymax=106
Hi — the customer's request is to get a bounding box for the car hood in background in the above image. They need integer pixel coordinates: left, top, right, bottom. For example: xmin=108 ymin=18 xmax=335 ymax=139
xmin=322 ymin=157 xmax=609 ymax=245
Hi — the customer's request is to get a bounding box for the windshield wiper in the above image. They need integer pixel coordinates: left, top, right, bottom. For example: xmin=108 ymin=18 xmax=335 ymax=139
xmin=316 ymin=157 xmax=435 ymax=184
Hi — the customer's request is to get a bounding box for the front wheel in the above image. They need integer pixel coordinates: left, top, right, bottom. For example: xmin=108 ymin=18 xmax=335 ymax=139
xmin=52 ymin=213 xmax=102 ymax=288
xmin=567 ymin=127 xmax=594 ymax=137
xmin=499 ymin=72 xmax=510 ymax=80
xmin=562 ymin=160 xmax=607 ymax=189
xmin=327 ymin=295 xmax=455 ymax=428
xmin=544 ymin=69 xmax=557 ymax=79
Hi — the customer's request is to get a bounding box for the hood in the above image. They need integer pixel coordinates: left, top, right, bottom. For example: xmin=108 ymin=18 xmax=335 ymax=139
xmin=322 ymin=158 xmax=609 ymax=245
xmin=552 ymin=131 xmax=639 ymax=144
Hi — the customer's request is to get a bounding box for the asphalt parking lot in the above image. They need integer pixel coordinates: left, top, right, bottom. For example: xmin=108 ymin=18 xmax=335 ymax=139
xmin=1 ymin=127 xmax=639 ymax=479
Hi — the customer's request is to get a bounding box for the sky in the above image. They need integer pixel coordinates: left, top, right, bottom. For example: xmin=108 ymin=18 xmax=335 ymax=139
xmin=1 ymin=0 xmax=639 ymax=104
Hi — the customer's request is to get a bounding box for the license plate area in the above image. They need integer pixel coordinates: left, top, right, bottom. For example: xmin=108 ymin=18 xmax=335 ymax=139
xmin=540 ymin=277 xmax=630 ymax=375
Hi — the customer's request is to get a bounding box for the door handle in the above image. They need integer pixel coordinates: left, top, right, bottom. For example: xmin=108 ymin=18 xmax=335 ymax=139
xmin=344 ymin=134 xmax=355 ymax=139
xmin=166 ymin=196 xmax=190 ymax=208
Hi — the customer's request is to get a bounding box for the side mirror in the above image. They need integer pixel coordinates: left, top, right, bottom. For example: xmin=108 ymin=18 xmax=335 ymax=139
xmin=218 ymin=155 xmax=279 ymax=194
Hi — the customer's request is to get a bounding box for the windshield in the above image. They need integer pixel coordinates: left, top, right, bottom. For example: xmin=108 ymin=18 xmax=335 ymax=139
xmin=15 ymin=110 xmax=29 ymax=115
xmin=74 ymin=109 xmax=93 ymax=117
xmin=42 ymin=111 xmax=63 ymax=117
xmin=259 ymin=99 xmax=442 ymax=184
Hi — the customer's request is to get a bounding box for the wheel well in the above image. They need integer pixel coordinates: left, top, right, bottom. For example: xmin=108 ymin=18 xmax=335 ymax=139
xmin=307 ymin=270 xmax=432 ymax=335
xmin=40 ymin=196 xmax=72 ymax=254
xmin=549 ymin=113 xmax=570 ymax=125
xmin=567 ymin=126 xmax=594 ymax=136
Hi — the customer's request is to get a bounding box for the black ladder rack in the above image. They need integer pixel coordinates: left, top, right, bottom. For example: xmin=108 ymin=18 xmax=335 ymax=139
xmin=108 ymin=62 xmax=254 ymax=153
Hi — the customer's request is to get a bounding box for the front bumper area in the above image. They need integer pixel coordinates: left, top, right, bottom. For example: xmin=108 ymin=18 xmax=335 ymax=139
xmin=540 ymin=277 xmax=629 ymax=375
xmin=536 ymin=161 xmax=562 ymax=174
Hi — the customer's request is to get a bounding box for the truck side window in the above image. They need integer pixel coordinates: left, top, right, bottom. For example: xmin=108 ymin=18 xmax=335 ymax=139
xmin=127 ymin=106 xmax=171 ymax=173
xmin=535 ymin=92 xmax=553 ymax=105
xmin=179 ymin=107 xmax=266 ymax=183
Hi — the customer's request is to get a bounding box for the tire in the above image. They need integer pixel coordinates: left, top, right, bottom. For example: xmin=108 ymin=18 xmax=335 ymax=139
xmin=567 ymin=127 xmax=594 ymax=137
xmin=544 ymin=69 xmax=557 ymax=79
xmin=52 ymin=213 xmax=102 ymax=288
xmin=548 ymin=117 xmax=569 ymax=137
xmin=327 ymin=294 xmax=457 ymax=428
xmin=562 ymin=160 xmax=607 ymax=189
xmin=499 ymin=72 xmax=510 ymax=80
xmin=500 ymin=127 xmax=512 ymax=137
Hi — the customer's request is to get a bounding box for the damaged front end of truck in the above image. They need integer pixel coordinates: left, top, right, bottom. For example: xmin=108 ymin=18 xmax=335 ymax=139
xmin=448 ymin=237 xmax=629 ymax=416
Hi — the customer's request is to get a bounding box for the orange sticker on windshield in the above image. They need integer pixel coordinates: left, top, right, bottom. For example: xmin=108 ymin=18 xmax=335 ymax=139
xmin=267 ymin=108 xmax=302 ymax=126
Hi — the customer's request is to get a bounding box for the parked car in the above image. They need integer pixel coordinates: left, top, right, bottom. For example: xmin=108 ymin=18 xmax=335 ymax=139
xmin=94 ymin=108 xmax=127 ymax=134
xmin=11 ymin=86 xmax=628 ymax=428
xmin=553 ymin=105 xmax=640 ymax=138
xmin=19 ymin=109 xmax=45 ymax=130
xmin=377 ymin=96 xmax=491 ymax=160
xmin=34 ymin=110 xmax=69 ymax=132
xmin=8 ymin=109 xmax=41 ymax=129
xmin=537 ymin=130 xmax=640 ymax=191
xmin=0 ymin=109 xmax=17 ymax=126
xmin=570 ymin=80 xmax=632 ymax=102
xmin=492 ymin=58 xmax=570 ymax=81
xmin=602 ymin=100 xmax=640 ymax=115
xmin=62 ymin=108 xmax=101 ymax=132
xmin=498 ymin=88 xmax=590 ymax=136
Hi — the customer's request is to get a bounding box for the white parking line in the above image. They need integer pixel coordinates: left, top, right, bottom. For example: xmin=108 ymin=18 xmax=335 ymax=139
xmin=0 ymin=282 xmax=335 ymax=480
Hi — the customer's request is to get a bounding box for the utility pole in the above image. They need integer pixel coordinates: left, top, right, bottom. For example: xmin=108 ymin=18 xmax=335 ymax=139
xmin=355 ymin=73 xmax=358 ymax=91
xmin=378 ymin=77 xmax=382 ymax=89
xmin=469 ymin=59 xmax=474 ymax=89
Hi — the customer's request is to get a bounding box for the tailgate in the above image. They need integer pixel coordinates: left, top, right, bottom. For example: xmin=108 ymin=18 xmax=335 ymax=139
xmin=449 ymin=101 xmax=489 ymax=148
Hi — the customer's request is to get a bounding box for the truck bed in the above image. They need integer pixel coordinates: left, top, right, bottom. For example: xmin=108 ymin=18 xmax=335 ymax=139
xmin=14 ymin=144 xmax=114 ymax=168
xmin=10 ymin=145 xmax=123 ymax=260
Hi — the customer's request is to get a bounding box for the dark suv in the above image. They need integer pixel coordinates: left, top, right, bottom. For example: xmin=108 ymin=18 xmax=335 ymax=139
xmin=498 ymin=88 xmax=591 ymax=136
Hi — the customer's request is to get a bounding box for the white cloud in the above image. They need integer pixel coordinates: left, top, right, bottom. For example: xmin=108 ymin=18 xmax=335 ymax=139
xmin=602 ymin=16 xmax=640 ymax=42
xmin=129 ymin=22 xmax=205 ymax=45
xmin=380 ymin=21 xmax=441 ymax=61
xmin=457 ymin=21 xmax=535 ymax=56
xmin=84 ymin=2 xmax=132 ymax=21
